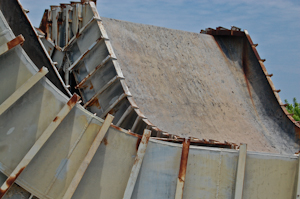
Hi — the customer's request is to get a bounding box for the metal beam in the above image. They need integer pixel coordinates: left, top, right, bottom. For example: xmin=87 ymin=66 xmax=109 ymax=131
xmin=175 ymin=138 xmax=190 ymax=199
xmin=75 ymin=54 xmax=112 ymax=89
xmin=234 ymin=143 xmax=247 ymax=199
xmin=83 ymin=75 xmax=121 ymax=108
xmin=0 ymin=94 xmax=80 ymax=198
xmin=0 ymin=35 xmax=24 ymax=56
xmin=0 ymin=67 xmax=48 ymax=116
xmin=67 ymin=36 xmax=104 ymax=71
xmin=131 ymin=116 xmax=141 ymax=133
xmin=100 ymin=93 xmax=127 ymax=118
xmin=116 ymin=106 xmax=133 ymax=126
xmin=65 ymin=16 xmax=101 ymax=51
xmin=122 ymin=129 xmax=151 ymax=199
xmin=62 ymin=114 xmax=114 ymax=199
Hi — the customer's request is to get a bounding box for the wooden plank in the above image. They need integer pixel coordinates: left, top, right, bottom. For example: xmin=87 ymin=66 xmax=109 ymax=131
xmin=0 ymin=94 xmax=80 ymax=198
xmin=234 ymin=144 xmax=247 ymax=199
xmin=122 ymin=129 xmax=151 ymax=199
xmin=0 ymin=67 xmax=48 ymax=116
xmin=175 ymin=138 xmax=190 ymax=199
xmin=0 ymin=35 xmax=24 ymax=56
xmin=62 ymin=114 xmax=114 ymax=199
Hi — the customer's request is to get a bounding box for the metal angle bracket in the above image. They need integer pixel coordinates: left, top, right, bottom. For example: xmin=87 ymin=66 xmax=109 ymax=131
xmin=122 ymin=129 xmax=151 ymax=199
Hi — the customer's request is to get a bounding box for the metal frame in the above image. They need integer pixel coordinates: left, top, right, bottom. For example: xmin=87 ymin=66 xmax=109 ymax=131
xmin=122 ymin=129 xmax=151 ymax=199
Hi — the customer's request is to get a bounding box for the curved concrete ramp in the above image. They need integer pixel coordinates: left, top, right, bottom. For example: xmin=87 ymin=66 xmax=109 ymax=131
xmin=101 ymin=18 xmax=299 ymax=153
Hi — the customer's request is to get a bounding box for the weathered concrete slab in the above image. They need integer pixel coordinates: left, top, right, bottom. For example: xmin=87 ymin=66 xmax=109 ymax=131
xmin=101 ymin=18 xmax=299 ymax=154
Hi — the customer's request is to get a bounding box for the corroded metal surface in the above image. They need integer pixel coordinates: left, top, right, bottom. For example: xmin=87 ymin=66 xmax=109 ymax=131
xmin=0 ymin=0 xmax=299 ymax=198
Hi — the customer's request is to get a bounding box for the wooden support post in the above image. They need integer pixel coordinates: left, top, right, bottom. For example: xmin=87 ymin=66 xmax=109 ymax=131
xmin=0 ymin=67 xmax=48 ymax=116
xmin=175 ymin=138 xmax=190 ymax=199
xmin=0 ymin=94 xmax=80 ymax=198
xmin=122 ymin=129 xmax=151 ymax=199
xmin=62 ymin=114 xmax=114 ymax=199
xmin=234 ymin=144 xmax=247 ymax=199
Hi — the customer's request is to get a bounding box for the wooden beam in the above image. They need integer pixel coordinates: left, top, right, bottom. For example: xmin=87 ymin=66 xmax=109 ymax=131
xmin=234 ymin=144 xmax=247 ymax=199
xmin=0 ymin=94 xmax=80 ymax=198
xmin=0 ymin=67 xmax=48 ymax=116
xmin=175 ymin=138 xmax=190 ymax=199
xmin=122 ymin=129 xmax=151 ymax=199
xmin=62 ymin=114 xmax=114 ymax=199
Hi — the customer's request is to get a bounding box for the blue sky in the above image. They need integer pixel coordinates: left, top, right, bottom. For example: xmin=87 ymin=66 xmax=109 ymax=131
xmin=21 ymin=0 xmax=300 ymax=103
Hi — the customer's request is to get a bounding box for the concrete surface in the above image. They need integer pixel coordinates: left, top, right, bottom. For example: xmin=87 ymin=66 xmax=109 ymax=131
xmin=102 ymin=17 xmax=299 ymax=154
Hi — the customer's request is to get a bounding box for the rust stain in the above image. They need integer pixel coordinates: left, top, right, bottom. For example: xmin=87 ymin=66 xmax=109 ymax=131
xmin=108 ymin=108 xmax=116 ymax=115
xmin=39 ymin=10 xmax=48 ymax=34
xmin=111 ymin=124 xmax=122 ymax=131
xmin=89 ymin=98 xmax=101 ymax=109
xmin=242 ymin=38 xmax=258 ymax=116
xmin=102 ymin=137 xmax=108 ymax=146
xmin=90 ymin=84 xmax=94 ymax=89
xmin=295 ymin=126 xmax=300 ymax=141
xmin=53 ymin=116 xmax=59 ymax=122
xmin=0 ymin=167 xmax=25 ymax=197
xmin=136 ymin=137 xmax=141 ymax=151
xmin=178 ymin=138 xmax=190 ymax=183
xmin=67 ymin=94 xmax=80 ymax=108
xmin=7 ymin=35 xmax=25 ymax=50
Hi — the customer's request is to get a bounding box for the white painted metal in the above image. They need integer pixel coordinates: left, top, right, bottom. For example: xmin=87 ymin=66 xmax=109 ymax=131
xmin=0 ymin=66 xmax=48 ymax=116
xmin=123 ymin=129 xmax=151 ymax=199
xmin=0 ymin=94 xmax=79 ymax=198
xmin=62 ymin=114 xmax=114 ymax=199
xmin=234 ymin=144 xmax=247 ymax=199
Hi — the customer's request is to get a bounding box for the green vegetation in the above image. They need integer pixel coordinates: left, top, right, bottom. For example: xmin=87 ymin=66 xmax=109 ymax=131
xmin=285 ymin=98 xmax=300 ymax=121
